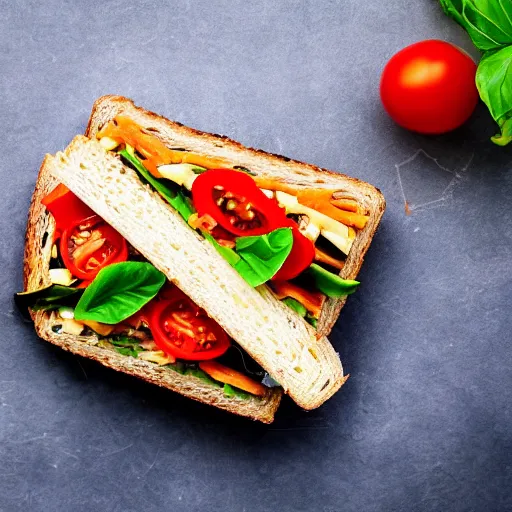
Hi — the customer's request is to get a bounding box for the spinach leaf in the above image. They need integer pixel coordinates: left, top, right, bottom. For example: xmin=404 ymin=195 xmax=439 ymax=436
xmin=74 ymin=262 xmax=166 ymax=324
xmin=234 ymin=228 xmax=293 ymax=287
xmin=307 ymin=263 xmax=360 ymax=298
xmin=306 ymin=316 xmax=318 ymax=329
xmin=119 ymin=148 xmax=196 ymax=222
xmin=184 ymin=367 xmax=221 ymax=387
xmin=223 ymin=383 xmax=250 ymax=399
xmin=14 ymin=284 xmax=84 ymax=317
xmin=476 ymin=45 xmax=512 ymax=145
xmin=440 ymin=0 xmax=512 ymax=51
xmin=110 ymin=337 xmax=144 ymax=357
xmin=282 ymin=297 xmax=307 ymax=317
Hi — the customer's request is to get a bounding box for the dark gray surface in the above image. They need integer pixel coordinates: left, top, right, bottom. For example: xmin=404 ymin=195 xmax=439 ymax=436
xmin=1 ymin=1 xmax=511 ymax=511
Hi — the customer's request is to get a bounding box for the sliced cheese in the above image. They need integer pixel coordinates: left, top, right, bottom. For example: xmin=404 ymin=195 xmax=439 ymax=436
xmin=157 ymin=164 xmax=201 ymax=190
xmin=49 ymin=268 xmax=74 ymax=286
xmin=273 ymin=191 xmax=354 ymax=255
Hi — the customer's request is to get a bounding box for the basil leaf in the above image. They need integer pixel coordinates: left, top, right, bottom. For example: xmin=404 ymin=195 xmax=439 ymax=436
xmin=439 ymin=0 xmax=512 ymax=51
xmin=493 ymin=116 xmax=512 ymax=146
xmin=204 ymin=228 xmax=293 ymax=287
xmin=203 ymin=232 xmax=241 ymax=266
xmin=234 ymin=228 xmax=293 ymax=287
xmin=74 ymin=262 xmax=166 ymax=324
xmin=14 ymin=285 xmax=83 ymax=317
xmin=307 ymin=263 xmax=360 ymax=298
xmin=282 ymin=297 xmax=307 ymax=317
xmin=119 ymin=149 xmax=196 ymax=222
xmin=476 ymin=45 xmax=512 ymax=145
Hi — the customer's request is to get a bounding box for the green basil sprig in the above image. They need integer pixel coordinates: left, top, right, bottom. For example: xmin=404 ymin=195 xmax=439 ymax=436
xmin=119 ymin=148 xmax=196 ymax=222
xmin=74 ymin=262 xmax=166 ymax=324
xmin=206 ymin=228 xmax=293 ymax=287
xmin=307 ymin=264 xmax=360 ymax=298
xmin=476 ymin=45 xmax=512 ymax=146
xmin=440 ymin=0 xmax=512 ymax=145
xmin=440 ymin=0 xmax=512 ymax=51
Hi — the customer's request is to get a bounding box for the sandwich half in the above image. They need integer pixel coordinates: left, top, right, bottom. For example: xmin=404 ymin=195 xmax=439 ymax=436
xmin=86 ymin=96 xmax=386 ymax=337
xmin=21 ymin=151 xmax=283 ymax=423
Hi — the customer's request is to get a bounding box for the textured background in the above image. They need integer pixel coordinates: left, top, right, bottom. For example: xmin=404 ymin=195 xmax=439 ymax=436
xmin=1 ymin=1 xmax=511 ymax=511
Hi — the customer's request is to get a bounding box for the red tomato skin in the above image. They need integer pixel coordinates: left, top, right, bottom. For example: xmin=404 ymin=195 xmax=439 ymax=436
xmin=380 ymin=40 xmax=478 ymax=134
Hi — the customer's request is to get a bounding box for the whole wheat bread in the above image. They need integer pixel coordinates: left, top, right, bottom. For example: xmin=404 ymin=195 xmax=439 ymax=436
xmin=86 ymin=95 xmax=386 ymax=336
xmin=23 ymin=155 xmax=282 ymax=423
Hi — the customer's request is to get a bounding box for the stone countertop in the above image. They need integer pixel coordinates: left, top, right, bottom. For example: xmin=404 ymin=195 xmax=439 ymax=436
xmin=1 ymin=1 xmax=511 ymax=511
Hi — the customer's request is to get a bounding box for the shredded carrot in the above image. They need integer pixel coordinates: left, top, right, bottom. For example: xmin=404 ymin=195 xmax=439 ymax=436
xmin=314 ymin=248 xmax=345 ymax=271
xmin=330 ymin=198 xmax=360 ymax=213
xmin=296 ymin=190 xmax=369 ymax=229
xmin=98 ymin=116 xmax=232 ymax=177
xmin=271 ymin=281 xmax=325 ymax=319
xmin=252 ymin=178 xmax=369 ymax=229
xmin=198 ymin=361 xmax=267 ymax=396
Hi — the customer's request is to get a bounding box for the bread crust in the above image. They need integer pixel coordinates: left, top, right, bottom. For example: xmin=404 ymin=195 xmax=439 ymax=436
xmin=22 ymin=157 xmax=282 ymax=424
xmin=85 ymin=95 xmax=386 ymax=337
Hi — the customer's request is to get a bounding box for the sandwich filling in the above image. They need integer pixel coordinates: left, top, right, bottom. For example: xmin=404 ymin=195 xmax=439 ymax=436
xmin=16 ymin=185 xmax=279 ymax=400
xmin=96 ymin=116 xmax=366 ymax=326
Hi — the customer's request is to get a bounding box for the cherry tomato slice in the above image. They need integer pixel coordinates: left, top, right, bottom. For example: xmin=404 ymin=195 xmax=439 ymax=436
xmin=60 ymin=215 xmax=129 ymax=281
xmin=272 ymin=222 xmax=315 ymax=281
xmin=191 ymin=169 xmax=286 ymax=236
xmin=146 ymin=288 xmax=230 ymax=361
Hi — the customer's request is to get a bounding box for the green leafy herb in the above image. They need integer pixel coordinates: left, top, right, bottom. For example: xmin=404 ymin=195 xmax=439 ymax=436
xmin=439 ymin=0 xmax=512 ymax=145
xmin=184 ymin=367 xmax=222 ymax=387
xmin=234 ymin=228 xmax=293 ymax=287
xmin=282 ymin=297 xmax=307 ymax=317
xmin=233 ymin=165 xmax=258 ymax=176
xmin=223 ymin=383 xmax=250 ymax=399
xmin=119 ymin=148 xmax=196 ymax=222
xmin=109 ymin=336 xmax=144 ymax=357
xmin=307 ymin=263 xmax=360 ymax=298
xmin=439 ymin=0 xmax=512 ymax=51
xmin=476 ymin=45 xmax=512 ymax=145
xmin=74 ymin=262 xmax=166 ymax=324
xmin=165 ymin=361 xmax=187 ymax=374
xmin=306 ymin=315 xmax=318 ymax=329
xmin=205 ymin=228 xmax=293 ymax=287
xmin=14 ymin=284 xmax=84 ymax=316
xmin=203 ymin=232 xmax=241 ymax=266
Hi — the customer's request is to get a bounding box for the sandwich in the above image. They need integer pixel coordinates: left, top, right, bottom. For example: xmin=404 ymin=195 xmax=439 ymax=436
xmin=16 ymin=96 xmax=385 ymax=422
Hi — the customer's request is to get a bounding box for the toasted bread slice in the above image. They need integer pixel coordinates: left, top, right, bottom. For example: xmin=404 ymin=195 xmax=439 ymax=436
xmin=23 ymin=155 xmax=282 ymax=423
xmin=50 ymin=136 xmax=346 ymax=410
xmin=86 ymin=95 xmax=385 ymax=337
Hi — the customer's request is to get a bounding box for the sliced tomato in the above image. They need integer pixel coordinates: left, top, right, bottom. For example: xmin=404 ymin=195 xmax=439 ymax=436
xmin=272 ymin=222 xmax=315 ymax=281
xmin=145 ymin=287 xmax=230 ymax=361
xmin=60 ymin=215 xmax=128 ymax=280
xmin=191 ymin=169 xmax=287 ymax=236
xmin=42 ymin=184 xmax=96 ymax=234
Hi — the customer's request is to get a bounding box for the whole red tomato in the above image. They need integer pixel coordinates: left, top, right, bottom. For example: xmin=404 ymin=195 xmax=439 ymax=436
xmin=380 ymin=40 xmax=478 ymax=134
